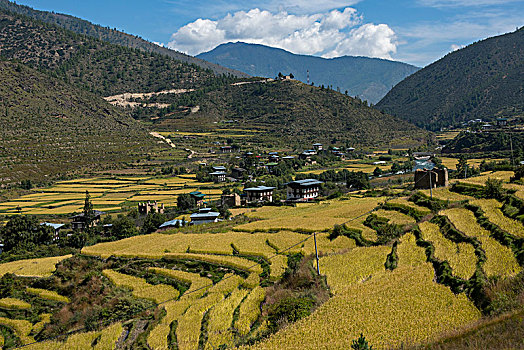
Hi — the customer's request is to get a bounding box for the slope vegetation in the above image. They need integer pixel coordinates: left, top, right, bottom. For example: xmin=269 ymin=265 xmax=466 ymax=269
xmin=198 ymin=42 xmax=419 ymax=103
xmin=0 ymin=0 xmax=248 ymax=77
xmin=0 ymin=59 xmax=155 ymax=185
xmin=0 ymin=9 xmax=237 ymax=96
xmin=143 ymin=80 xmax=430 ymax=149
xmin=377 ymin=28 xmax=524 ymax=130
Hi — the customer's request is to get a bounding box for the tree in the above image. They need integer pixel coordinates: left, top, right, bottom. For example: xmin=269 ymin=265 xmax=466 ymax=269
xmin=112 ymin=214 xmax=138 ymax=239
xmin=0 ymin=215 xmax=54 ymax=252
xmin=456 ymin=156 xmax=468 ymax=178
xmin=351 ymin=333 xmax=373 ymax=350
xmin=177 ymin=194 xmax=196 ymax=211
xmin=83 ymin=190 xmax=95 ymax=227
xmin=373 ymin=167 xmax=383 ymax=177
xmin=484 ymin=178 xmax=505 ymax=200
xmin=141 ymin=212 xmax=167 ymax=235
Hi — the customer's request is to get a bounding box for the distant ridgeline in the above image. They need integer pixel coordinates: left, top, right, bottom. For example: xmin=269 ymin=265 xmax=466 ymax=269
xmin=377 ymin=28 xmax=524 ymax=131
xmin=443 ymin=131 xmax=524 ymax=155
xmin=0 ymin=0 xmax=248 ymax=77
xmin=197 ymin=42 xmax=419 ymax=104
xmin=0 ymin=8 xmax=241 ymax=96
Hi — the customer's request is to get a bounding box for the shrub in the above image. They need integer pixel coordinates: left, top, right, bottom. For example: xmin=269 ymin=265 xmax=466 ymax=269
xmin=267 ymin=296 xmax=314 ymax=331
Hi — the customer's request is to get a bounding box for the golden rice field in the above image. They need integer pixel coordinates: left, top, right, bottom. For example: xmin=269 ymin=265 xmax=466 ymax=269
xmin=236 ymin=197 xmax=384 ymax=231
xmin=0 ymin=317 xmax=34 ymax=345
xmin=242 ymin=257 xmax=480 ymax=349
xmin=441 ymin=208 xmax=521 ymax=277
xmin=419 ymin=221 xmax=477 ymax=280
xmin=26 ymin=288 xmax=70 ymax=304
xmin=374 ymin=209 xmax=416 ymax=226
xmin=454 ymin=171 xmax=513 ymax=186
xmin=420 ymin=187 xmax=474 ymax=201
xmin=0 ymin=255 xmax=72 ymax=278
xmin=25 ymin=322 xmax=123 ymax=350
xmin=102 ymin=269 xmax=179 ymax=304
xmin=0 ymin=297 xmax=31 ymax=310
xmin=470 ymin=199 xmax=524 ymax=238
xmin=32 ymin=314 xmax=51 ymax=335
xmin=0 ymin=175 xmax=224 ymax=215
xmin=388 ymin=197 xmax=432 ymax=215
xmin=397 ymin=232 xmax=428 ymax=268
xmin=235 ymin=286 xmax=266 ymax=336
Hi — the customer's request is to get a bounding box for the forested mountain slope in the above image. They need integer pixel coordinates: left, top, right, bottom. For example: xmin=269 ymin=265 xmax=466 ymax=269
xmin=198 ymin=42 xmax=419 ymax=104
xmin=0 ymin=9 xmax=239 ymax=96
xmin=0 ymin=59 xmax=155 ymax=184
xmin=377 ymin=28 xmax=524 ymax=130
xmin=0 ymin=0 xmax=248 ymax=78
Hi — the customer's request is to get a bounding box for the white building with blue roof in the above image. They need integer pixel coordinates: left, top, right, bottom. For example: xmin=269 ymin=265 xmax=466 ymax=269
xmin=286 ymin=179 xmax=323 ymax=202
xmin=244 ymin=185 xmax=275 ymax=203
xmin=190 ymin=208 xmax=220 ymax=225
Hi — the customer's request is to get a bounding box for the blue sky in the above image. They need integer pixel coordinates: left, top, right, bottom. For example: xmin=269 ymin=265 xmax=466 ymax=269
xmin=13 ymin=0 xmax=524 ymax=66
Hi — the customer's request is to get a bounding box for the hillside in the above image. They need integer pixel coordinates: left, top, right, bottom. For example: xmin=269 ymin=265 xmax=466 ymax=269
xmin=0 ymin=9 xmax=239 ymax=97
xmin=134 ymin=80 xmax=431 ymax=149
xmin=442 ymin=131 xmax=524 ymax=155
xmin=0 ymin=59 xmax=155 ymax=185
xmin=197 ymin=42 xmax=419 ymax=103
xmin=0 ymin=0 xmax=248 ymax=78
xmin=377 ymin=28 xmax=524 ymax=130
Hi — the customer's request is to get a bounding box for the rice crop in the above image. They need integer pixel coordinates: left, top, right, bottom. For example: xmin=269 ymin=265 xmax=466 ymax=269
xmin=419 ymin=221 xmax=477 ymax=280
xmin=388 ymin=197 xmax=432 ymax=214
xmin=240 ymin=264 xmax=480 ymax=350
xmin=0 ymin=297 xmax=31 ymax=310
xmin=147 ymin=268 xmax=212 ymax=297
xmin=397 ymin=233 xmax=428 ymax=268
xmin=0 ymin=255 xmax=72 ymax=277
xmin=0 ymin=317 xmax=34 ymax=344
xmin=470 ymin=199 xmax=524 ymax=238
xmin=205 ymin=288 xmax=249 ymax=349
xmin=374 ymin=209 xmax=416 ymax=225
xmin=320 ymin=246 xmax=390 ymax=294
xmin=176 ymin=294 xmax=224 ymax=350
xmin=147 ymin=298 xmax=193 ymax=350
xmin=32 ymin=313 xmax=52 ymax=334
xmin=441 ymin=208 xmax=521 ymax=277
xmin=102 ymin=269 xmax=179 ymax=303
xmin=235 ymin=197 xmax=384 ymax=231
xmin=235 ymin=286 xmax=266 ymax=336
xmin=27 ymin=287 xmax=70 ymax=303
xmin=421 ymin=188 xmax=474 ymax=201
xmin=456 ymin=171 xmax=513 ymax=186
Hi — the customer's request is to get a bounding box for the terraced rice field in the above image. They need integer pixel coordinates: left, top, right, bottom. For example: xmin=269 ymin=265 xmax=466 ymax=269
xmin=455 ymin=171 xmax=513 ymax=186
xmin=0 ymin=175 xmax=223 ymax=216
xmin=243 ymin=254 xmax=480 ymax=349
xmin=0 ymin=255 xmax=72 ymax=277
xmin=421 ymin=187 xmax=474 ymax=201
xmin=441 ymin=208 xmax=521 ymax=277
xmin=374 ymin=209 xmax=416 ymax=225
xmin=419 ymin=221 xmax=477 ymax=279
xmin=470 ymin=199 xmax=524 ymax=238
xmin=236 ymin=197 xmax=384 ymax=232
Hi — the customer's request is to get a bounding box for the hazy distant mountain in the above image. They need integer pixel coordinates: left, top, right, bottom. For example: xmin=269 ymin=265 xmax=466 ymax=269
xmin=0 ymin=0 xmax=248 ymax=78
xmin=377 ymin=28 xmax=524 ymax=130
xmin=197 ymin=42 xmax=419 ymax=103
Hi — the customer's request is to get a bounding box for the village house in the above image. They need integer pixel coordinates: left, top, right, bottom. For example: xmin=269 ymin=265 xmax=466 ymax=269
xmin=220 ymin=146 xmax=233 ymax=153
xmin=266 ymin=162 xmax=279 ymax=174
xmin=209 ymin=171 xmax=227 ymax=183
xmin=282 ymin=156 xmax=295 ymax=161
xmin=189 ymin=191 xmax=206 ymax=207
xmin=221 ymin=193 xmax=241 ymax=207
xmin=286 ymin=179 xmax=323 ymax=202
xmin=190 ymin=208 xmax=220 ymax=225
xmin=231 ymin=167 xmax=246 ymax=179
xmin=497 ymin=117 xmax=508 ymax=127
xmin=313 ymin=143 xmax=323 ymax=151
xmin=70 ymin=210 xmax=104 ymax=231
xmin=414 ymin=168 xmax=449 ymax=189
xmin=138 ymin=201 xmax=164 ymax=215
xmin=244 ymin=186 xmax=275 ymax=203
xmin=212 ymin=166 xmax=227 ymax=172
xmin=158 ymin=219 xmax=184 ymax=231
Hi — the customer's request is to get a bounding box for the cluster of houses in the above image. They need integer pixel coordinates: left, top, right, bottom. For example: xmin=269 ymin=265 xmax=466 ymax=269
xmin=460 ymin=117 xmax=512 ymax=131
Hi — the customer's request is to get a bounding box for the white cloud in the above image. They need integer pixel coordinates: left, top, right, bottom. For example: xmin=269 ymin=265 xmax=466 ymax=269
xmin=168 ymin=7 xmax=397 ymax=59
xmin=450 ymin=43 xmax=464 ymax=51
xmin=324 ymin=23 xmax=397 ymax=59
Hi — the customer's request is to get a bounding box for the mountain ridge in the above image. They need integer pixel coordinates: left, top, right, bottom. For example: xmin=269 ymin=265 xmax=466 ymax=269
xmin=197 ymin=42 xmax=419 ymax=103
xmin=0 ymin=0 xmax=249 ymax=78
xmin=376 ymin=28 xmax=524 ymax=130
